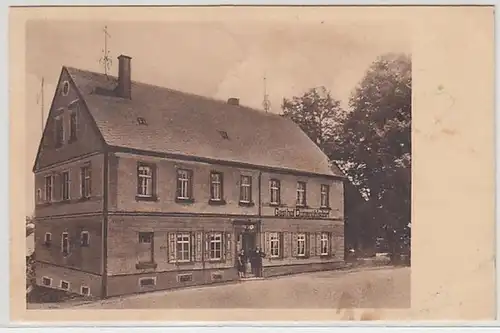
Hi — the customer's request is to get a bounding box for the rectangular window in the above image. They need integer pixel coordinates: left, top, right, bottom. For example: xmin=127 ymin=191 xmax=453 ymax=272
xmin=296 ymin=182 xmax=307 ymax=206
xmin=80 ymin=166 xmax=91 ymax=198
xmin=80 ymin=231 xmax=89 ymax=247
xmin=320 ymin=233 xmax=329 ymax=255
xmin=297 ymin=233 xmax=306 ymax=257
xmin=270 ymin=232 xmax=280 ymax=258
xmin=44 ymin=175 xmax=53 ymax=202
xmin=177 ymin=169 xmax=192 ymax=200
xmin=176 ymin=233 xmax=191 ymax=262
xmin=137 ymin=164 xmax=153 ymax=197
xmin=61 ymin=232 xmax=70 ymax=256
xmin=60 ymin=280 xmax=70 ymax=290
xmin=54 ymin=116 xmax=64 ymax=148
xmin=177 ymin=274 xmax=193 ymax=283
xmin=320 ymin=184 xmax=330 ymax=208
xmin=240 ymin=175 xmax=252 ymax=203
xmin=42 ymin=276 xmax=52 ymax=287
xmin=80 ymin=286 xmax=90 ymax=296
xmin=69 ymin=111 xmax=77 ymax=142
xmin=270 ymin=179 xmax=281 ymax=205
xmin=139 ymin=277 xmax=156 ymax=287
xmin=36 ymin=189 xmax=43 ymax=204
xmin=138 ymin=232 xmax=154 ymax=263
xmin=209 ymin=232 xmax=223 ymax=260
xmin=210 ymin=172 xmax=223 ymax=201
xmin=61 ymin=171 xmax=70 ymax=201
xmin=44 ymin=232 xmax=52 ymax=247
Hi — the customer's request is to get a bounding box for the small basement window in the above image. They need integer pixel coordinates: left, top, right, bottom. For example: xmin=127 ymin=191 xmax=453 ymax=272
xmin=60 ymin=280 xmax=70 ymax=290
xmin=80 ymin=286 xmax=90 ymax=296
xmin=177 ymin=274 xmax=193 ymax=283
xmin=137 ymin=117 xmax=147 ymax=125
xmin=211 ymin=272 xmax=223 ymax=281
xmin=42 ymin=277 xmax=52 ymax=287
xmin=139 ymin=277 xmax=156 ymax=287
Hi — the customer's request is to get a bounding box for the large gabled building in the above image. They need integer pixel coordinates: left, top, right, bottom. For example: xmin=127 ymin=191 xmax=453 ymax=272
xmin=33 ymin=55 xmax=346 ymax=299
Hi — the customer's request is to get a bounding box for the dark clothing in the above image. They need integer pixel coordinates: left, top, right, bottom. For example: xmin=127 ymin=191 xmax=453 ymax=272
xmin=237 ymin=254 xmax=246 ymax=273
xmin=250 ymin=249 xmax=266 ymax=277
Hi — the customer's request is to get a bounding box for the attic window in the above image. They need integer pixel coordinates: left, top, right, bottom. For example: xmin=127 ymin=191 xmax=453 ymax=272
xmin=218 ymin=130 xmax=229 ymax=140
xmin=62 ymin=81 xmax=70 ymax=96
xmin=137 ymin=117 xmax=147 ymax=125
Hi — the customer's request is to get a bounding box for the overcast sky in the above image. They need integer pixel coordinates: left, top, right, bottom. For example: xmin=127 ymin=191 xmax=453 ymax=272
xmin=25 ymin=19 xmax=410 ymax=215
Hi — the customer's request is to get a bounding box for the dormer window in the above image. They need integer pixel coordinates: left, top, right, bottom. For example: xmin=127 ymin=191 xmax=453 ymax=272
xmin=218 ymin=130 xmax=229 ymax=140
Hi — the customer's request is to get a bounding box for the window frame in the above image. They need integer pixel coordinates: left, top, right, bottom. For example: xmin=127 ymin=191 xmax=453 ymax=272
xmin=61 ymin=170 xmax=71 ymax=201
xmin=42 ymin=276 xmax=52 ymax=287
xmin=296 ymin=181 xmax=307 ymax=207
xmin=176 ymin=169 xmax=193 ymax=202
xmin=80 ymin=165 xmax=92 ymax=199
xmin=320 ymin=184 xmax=330 ymax=208
xmin=296 ymin=233 xmax=306 ymax=257
xmin=269 ymin=232 xmax=280 ymax=258
xmin=69 ymin=109 xmax=78 ymax=142
xmin=61 ymin=80 xmax=70 ymax=96
xmin=239 ymin=175 xmax=252 ymax=204
xmin=208 ymin=232 xmax=223 ymax=261
xmin=175 ymin=233 xmax=191 ymax=263
xmin=270 ymin=179 xmax=281 ymax=205
xmin=44 ymin=232 xmax=52 ymax=247
xmin=138 ymin=277 xmax=156 ymax=288
xmin=136 ymin=162 xmax=156 ymax=200
xmin=54 ymin=115 xmax=64 ymax=148
xmin=80 ymin=231 xmax=90 ymax=247
xmin=209 ymin=172 xmax=224 ymax=202
xmin=61 ymin=232 xmax=70 ymax=256
xmin=60 ymin=280 xmax=70 ymax=290
xmin=80 ymin=285 xmax=90 ymax=296
xmin=44 ymin=175 xmax=53 ymax=203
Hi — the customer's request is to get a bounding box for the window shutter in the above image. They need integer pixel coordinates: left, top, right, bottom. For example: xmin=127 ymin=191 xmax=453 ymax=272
xmin=176 ymin=172 xmax=181 ymax=198
xmin=264 ymin=232 xmax=270 ymax=255
xmin=329 ymin=232 xmax=333 ymax=255
xmin=203 ymin=233 xmax=210 ymax=262
xmin=279 ymin=232 xmax=284 ymax=259
xmin=307 ymin=232 xmax=314 ymax=258
xmin=136 ymin=164 xmax=141 ymax=195
xmin=190 ymin=232 xmax=196 ymax=262
xmin=168 ymin=233 xmax=176 ymax=263
xmin=283 ymin=232 xmax=290 ymax=258
xmin=292 ymin=233 xmax=298 ymax=257
xmin=220 ymin=173 xmax=224 ymax=200
xmin=225 ymin=232 xmax=232 ymax=262
xmin=53 ymin=174 xmax=61 ymax=201
xmin=316 ymin=233 xmax=322 ymax=256
xmin=195 ymin=232 xmax=203 ymax=262
xmin=189 ymin=170 xmax=194 ymax=198
xmin=152 ymin=164 xmax=157 ymax=196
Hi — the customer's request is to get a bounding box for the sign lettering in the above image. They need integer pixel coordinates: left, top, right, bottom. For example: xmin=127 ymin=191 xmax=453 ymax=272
xmin=274 ymin=207 xmax=330 ymax=219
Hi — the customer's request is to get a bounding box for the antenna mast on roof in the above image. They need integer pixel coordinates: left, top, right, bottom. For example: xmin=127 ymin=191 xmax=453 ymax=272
xmin=36 ymin=77 xmax=45 ymax=133
xmin=99 ymin=25 xmax=112 ymax=77
xmin=262 ymin=75 xmax=271 ymax=113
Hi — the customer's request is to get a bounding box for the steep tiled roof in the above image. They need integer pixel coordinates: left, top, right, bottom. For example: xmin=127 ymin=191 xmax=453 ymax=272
xmin=66 ymin=67 xmax=344 ymax=177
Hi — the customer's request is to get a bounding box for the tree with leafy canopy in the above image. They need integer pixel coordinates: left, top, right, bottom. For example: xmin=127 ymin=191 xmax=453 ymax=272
xmin=281 ymin=52 xmax=411 ymax=259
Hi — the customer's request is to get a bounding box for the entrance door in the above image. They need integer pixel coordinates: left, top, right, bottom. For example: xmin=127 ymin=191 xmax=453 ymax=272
xmin=242 ymin=232 xmax=256 ymax=255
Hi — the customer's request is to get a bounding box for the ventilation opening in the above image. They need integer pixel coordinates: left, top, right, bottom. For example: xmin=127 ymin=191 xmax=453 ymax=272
xmin=178 ymin=274 xmax=193 ymax=283
xmin=137 ymin=117 xmax=147 ymax=125
xmin=218 ymin=130 xmax=229 ymax=140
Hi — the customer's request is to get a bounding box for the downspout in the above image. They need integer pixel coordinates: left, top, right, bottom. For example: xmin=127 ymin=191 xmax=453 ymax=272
xmin=101 ymin=148 xmax=109 ymax=299
xmin=258 ymin=171 xmax=262 ymax=217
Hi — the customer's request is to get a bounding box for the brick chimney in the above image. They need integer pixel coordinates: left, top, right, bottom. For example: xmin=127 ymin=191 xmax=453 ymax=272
xmin=117 ymin=55 xmax=132 ymax=99
xmin=227 ymin=97 xmax=239 ymax=106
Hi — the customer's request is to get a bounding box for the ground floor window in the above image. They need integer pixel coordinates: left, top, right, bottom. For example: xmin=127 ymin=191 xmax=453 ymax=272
xmin=320 ymin=232 xmax=330 ymax=255
xmin=176 ymin=233 xmax=191 ymax=262
xmin=42 ymin=277 xmax=52 ymax=287
xmin=208 ymin=232 xmax=223 ymax=260
xmin=60 ymin=280 xmax=70 ymax=290
xmin=296 ymin=233 xmax=306 ymax=257
xmin=269 ymin=232 xmax=280 ymax=258
xmin=80 ymin=285 xmax=90 ymax=296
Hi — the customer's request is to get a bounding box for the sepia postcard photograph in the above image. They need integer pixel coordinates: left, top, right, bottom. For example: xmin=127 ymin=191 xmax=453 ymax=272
xmin=8 ymin=4 xmax=496 ymax=324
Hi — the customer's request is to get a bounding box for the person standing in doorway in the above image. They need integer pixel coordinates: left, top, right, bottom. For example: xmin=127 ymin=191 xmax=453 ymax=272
xmin=237 ymin=249 xmax=246 ymax=278
xmin=253 ymin=246 xmax=266 ymax=277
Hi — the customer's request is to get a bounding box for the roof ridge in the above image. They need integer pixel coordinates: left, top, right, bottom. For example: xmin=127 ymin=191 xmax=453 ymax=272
xmin=65 ymin=66 xmax=283 ymax=119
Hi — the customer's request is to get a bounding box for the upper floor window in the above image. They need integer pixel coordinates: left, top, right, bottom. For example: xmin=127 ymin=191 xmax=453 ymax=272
xmin=80 ymin=231 xmax=90 ymax=247
xmin=208 ymin=232 xmax=223 ymax=260
xmin=210 ymin=172 xmax=223 ymax=201
xmin=61 ymin=232 xmax=70 ymax=256
xmin=320 ymin=184 xmax=330 ymax=208
xmin=239 ymin=175 xmax=252 ymax=203
xmin=270 ymin=179 xmax=281 ymax=205
xmin=61 ymin=81 xmax=70 ymax=96
xmin=44 ymin=232 xmax=52 ymax=247
xmin=44 ymin=175 xmax=53 ymax=202
xmin=54 ymin=116 xmax=64 ymax=148
xmin=61 ymin=171 xmax=70 ymax=201
xmin=176 ymin=169 xmax=193 ymax=200
xmin=80 ymin=166 xmax=91 ymax=198
xmin=296 ymin=181 xmax=307 ymax=206
xmin=69 ymin=110 xmax=78 ymax=142
xmin=137 ymin=163 xmax=155 ymax=198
